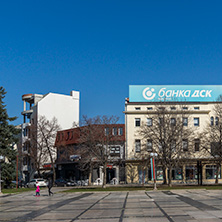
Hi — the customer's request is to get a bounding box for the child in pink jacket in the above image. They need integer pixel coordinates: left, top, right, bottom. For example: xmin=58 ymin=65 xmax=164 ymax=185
xmin=35 ymin=185 xmax=40 ymax=196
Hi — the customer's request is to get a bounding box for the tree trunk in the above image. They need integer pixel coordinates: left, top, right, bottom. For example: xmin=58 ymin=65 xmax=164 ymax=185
xmin=102 ymin=165 xmax=107 ymax=188
xmin=215 ymin=163 xmax=220 ymax=184
xmin=88 ymin=164 xmax=92 ymax=186
xmin=162 ymin=166 xmax=167 ymax=184
xmin=168 ymin=167 xmax=172 ymax=187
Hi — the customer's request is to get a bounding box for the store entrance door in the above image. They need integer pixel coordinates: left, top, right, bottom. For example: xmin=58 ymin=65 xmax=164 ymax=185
xmin=106 ymin=168 xmax=115 ymax=183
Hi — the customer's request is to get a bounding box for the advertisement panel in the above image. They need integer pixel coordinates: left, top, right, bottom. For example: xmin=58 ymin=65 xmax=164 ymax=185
xmin=129 ymin=85 xmax=222 ymax=102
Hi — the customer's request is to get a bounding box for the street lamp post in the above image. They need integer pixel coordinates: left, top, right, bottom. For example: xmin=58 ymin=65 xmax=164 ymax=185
xmin=0 ymin=155 xmax=5 ymax=194
xmin=150 ymin=153 xmax=158 ymax=190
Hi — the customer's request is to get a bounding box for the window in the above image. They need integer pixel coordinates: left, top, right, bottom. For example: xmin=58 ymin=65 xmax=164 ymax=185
xmin=105 ymin=127 xmax=109 ymax=136
xmin=170 ymin=140 xmax=176 ymax=152
xmin=147 ymin=140 xmax=153 ymax=151
xmin=147 ymin=107 xmax=153 ymax=110
xmin=194 ymin=107 xmax=200 ymax=110
xmin=183 ymin=107 xmax=188 ymax=110
xmin=118 ymin=127 xmax=123 ymax=136
xmin=135 ymin=118 xmax=141 ymax=127
xmin=147 ymin=118 xmax=152 ymax=126
xmin=135 ymin=107 xmax=141 ymax=110
xmin=171 ymin=118 xmax=176 ymax=126
xmin=159 ymin=140 xmax=163 ymax=152
xmin=194 ymin=118 xmax=199 ymax=126
xmin=206 ymin=165 xmax=221 ymax=179
xmin=186 ymin=166 xmax=197 ymax=180
xmin=183 ymin=117 xmax=188 ymax=126
xmin=112 ymin=127 xmax=117 ymax=136
xmin=23 ymin=157 xmax=27 ymax=165
xmin=211 ymin=117 xmax=214 ymax=126
xmin=23 ymin=128 xmax=28 ymax=137
xmin=211 ymin=142 xmax=222 ymax=156
xmin=171 ymin=107 xmax=176 ymax=110
xmin=159 ymin=118 xmax=163 ymax=125
xmin=216 ymin=117 xmax=219 ymax=126
xmin=182 ymin=139 xmax=188 ymax=151
xmin=194 ymin=139 xmax=200 ymax=152
xmin=135 ymin=140 xmax=141 ymax=152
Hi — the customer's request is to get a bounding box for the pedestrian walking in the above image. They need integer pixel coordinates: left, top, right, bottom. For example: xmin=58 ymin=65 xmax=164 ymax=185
xmin=47 ymin=178 xmax=53 ymax=196
xmin=35 ymin=185 xmax=40 ymax=196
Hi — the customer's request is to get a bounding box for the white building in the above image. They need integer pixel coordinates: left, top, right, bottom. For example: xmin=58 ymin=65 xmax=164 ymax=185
xmin=125 ymin=85 xmax=222 ymax=184
xmin=21 ymin=90 xmax=80 ymax=182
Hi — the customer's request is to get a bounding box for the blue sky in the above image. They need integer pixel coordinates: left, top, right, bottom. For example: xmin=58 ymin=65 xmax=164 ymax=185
xmin=1 ymin=1 xmax=222 ymax=125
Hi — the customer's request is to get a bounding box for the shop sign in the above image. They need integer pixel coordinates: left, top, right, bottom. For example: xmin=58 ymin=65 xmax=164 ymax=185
xmin=43 ymin=164 xmax=52 ymax=168
xmin=107 ymin=164 xmax=113 ymax=169
xmin=129 ymin=85 xmax=222 ymax=102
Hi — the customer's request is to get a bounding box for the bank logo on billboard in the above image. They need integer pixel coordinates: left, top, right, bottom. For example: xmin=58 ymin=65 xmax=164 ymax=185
xmin=143 ymin=87 xmax=156 ymax=100
xmin=129 ymin=85 xmax=222 ymax=102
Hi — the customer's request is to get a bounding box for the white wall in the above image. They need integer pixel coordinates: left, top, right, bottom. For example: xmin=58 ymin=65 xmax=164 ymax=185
xmin=37 ymin=91 xmax=80 ymax=130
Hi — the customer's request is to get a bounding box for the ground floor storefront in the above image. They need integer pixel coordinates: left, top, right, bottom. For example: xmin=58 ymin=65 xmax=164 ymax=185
xmin=56 ymin=162 xmax=126 ymax=185
xmin=125 ymin=159 xmax=222 ymax=184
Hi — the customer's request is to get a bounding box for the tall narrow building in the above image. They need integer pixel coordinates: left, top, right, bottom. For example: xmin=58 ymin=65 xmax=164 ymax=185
xmin=20 ymin=90 xmax=80 ymax=182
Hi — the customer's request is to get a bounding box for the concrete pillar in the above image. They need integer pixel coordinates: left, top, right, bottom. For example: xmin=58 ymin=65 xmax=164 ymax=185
xmin=115 ymin=166 xmax=119 ymax=184
xmin=23 ymin=101 xmax=26 ymax=111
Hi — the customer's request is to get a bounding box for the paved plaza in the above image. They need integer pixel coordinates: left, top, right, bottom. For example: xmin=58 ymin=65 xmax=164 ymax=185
xmin=1 ymin=188 xmax=222 ymax=222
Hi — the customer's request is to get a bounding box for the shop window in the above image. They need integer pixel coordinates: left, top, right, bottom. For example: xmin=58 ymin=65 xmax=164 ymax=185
xmin=183 ymin=117 xmax=188 ymax=126
xmin=211 ymin=117 xmax=214 ymax=126
xmin=147 ymin=139 xmax=153 ymax=152
xmin=138 ymin=166 xmax=146 ymax=184
xmin=186 ymin=166 xmax=197 ymax=180
xmin=147 ymin=118 xmax=152 ymax=126
xmin=206 ymin=165 xmax=221 ymax=179
xmin=135 ymin=118 xmax=141 ymax=127
xmin=194 ymin=139 xmax=200 ymax=152
xmin=168 ymin=168 xmax=183 ymax=180
xmin=194 ymin=118 xmax=199 ymax=126
xmin=156 ymin=167 xmax=163 ymax=181
xmin=135 ymin=140 xmax=141 ymax=153
xmin=182 ymin=139 xmax=188 ymax=151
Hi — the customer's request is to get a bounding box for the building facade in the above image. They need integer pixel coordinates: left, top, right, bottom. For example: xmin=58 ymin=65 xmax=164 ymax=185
xmin=55 ymin=124 xmax=125 ymax=185
xmin=125 ymin=85 xmax=222 ymax=184
xmin=20 ymin=90 xmax=80 ymax=182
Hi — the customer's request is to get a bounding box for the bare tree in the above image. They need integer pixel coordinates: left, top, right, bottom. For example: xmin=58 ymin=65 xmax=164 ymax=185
xmin=136 ymin=102 xmax=194 ymax=186
xmin=79 ymin=115 xmax=120 ymax=188
xmin=30 ymin=116 xmax=60 ymax=183
xmin=200 ymin=98 xmax=222 ymax=184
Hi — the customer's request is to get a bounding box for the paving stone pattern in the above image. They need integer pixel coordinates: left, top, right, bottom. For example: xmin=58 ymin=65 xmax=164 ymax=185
xmin=1 ymin=188 xmax=222 ymax=221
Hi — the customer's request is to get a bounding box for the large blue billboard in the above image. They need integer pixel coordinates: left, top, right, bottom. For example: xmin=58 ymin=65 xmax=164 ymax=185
xmin=129 ymin=85 xmax=222 ymax=102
